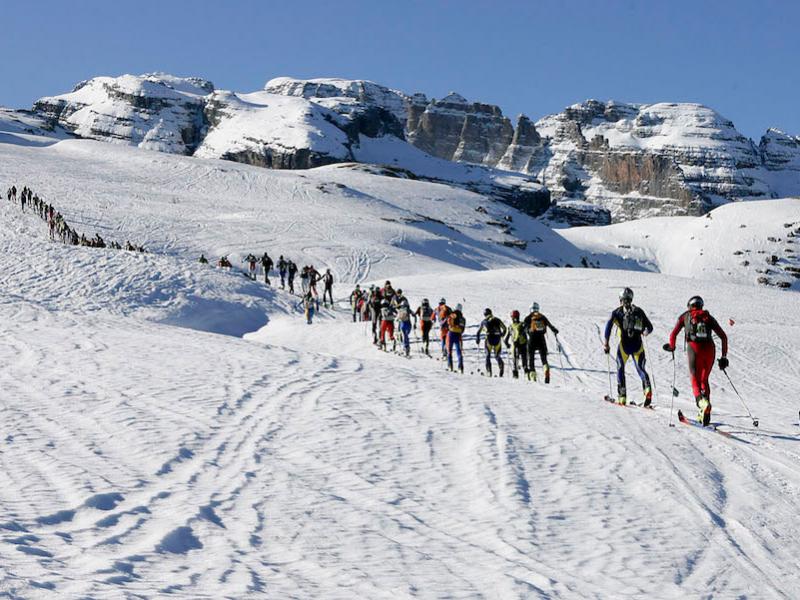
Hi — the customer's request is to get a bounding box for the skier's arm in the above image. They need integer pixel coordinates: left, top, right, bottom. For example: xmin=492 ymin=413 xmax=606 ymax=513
xmin=476 ymin=320 xmax=485 ymax=345
xmin=545 ymin=316 xmax=559 ymax=336
xmin=499 ymin=320 xmax=507 ymax=336
xmin=667 ymin=315 xmax=685 ymax=350
xmin=643 ymin=312 xmax=654 ymax=336
xmin=710 ymin=316 xmax=728 ymax=357
xmin=603 ymin=313 xmax=616 ymax=345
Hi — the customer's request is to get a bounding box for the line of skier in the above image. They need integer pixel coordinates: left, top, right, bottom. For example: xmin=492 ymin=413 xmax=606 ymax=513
xmin=347 ymin=283 xmax=730 ymax=426
xmin=347 ymin=282 xmax=561 ymax=381
xmin=5 ymin=184 xmax=147 ymax=251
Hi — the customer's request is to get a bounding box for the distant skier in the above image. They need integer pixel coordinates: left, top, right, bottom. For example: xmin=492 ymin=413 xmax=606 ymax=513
xmin=349 ymin=284 xmax=362 ymax=322
xmin=322 ymin=268 xmax=334 ymax=307
xmin=244 ymin=254 xmax=257 ymax=280
xmin=476 ymin=308 xmax=506 ymax=377
xmin=524 ymin=302 xmax=559 ymax=383
xmin=308 ymin=265 xmax=321 ymax=297
xmin=379 ymin=299 xmax=397 ymax=351
xmin=287 ymin=260 xmax=298 ymax=294
xmin=261 ymin=252 xmax=273 ymax=285
xmin=446 ymin=303 xmax=466 ymax=373
xmin=369 ymin=287 xmax=383 ymax=344
xmin=300 ymin=266 xmax=310 ymax=294
xmin=663 ymin=295 xmax=729 ymax=426
xmin=504 ymin=310 xmax=529 ymax=379
xmin=303 ymin=292 xmax=315 ymax=325
xmin=394 ymin=290 xmax=413 ymax=356
xmin=604 ymin=288 xmax=653 ymax=405
xmin=278 ymin=255 xmax=288 ymax=289
xmin=415 ymin=298 xmax=435 ymax=355
xmin=198 ymin=254 xmax=208 ymax=264
xmin=436 ymin=298 xmax=452 ymax=359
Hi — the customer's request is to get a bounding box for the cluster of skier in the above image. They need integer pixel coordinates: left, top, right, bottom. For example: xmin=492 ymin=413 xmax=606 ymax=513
xmin=199 ymin=252 xmax=336 ymax=320
xmin=345 ymin=281 xmax=561 ymax=381
xmin=344 ymin=283 xmax=730 ymax=426
xmin=5 ymin=184 xmax=147 ymax=251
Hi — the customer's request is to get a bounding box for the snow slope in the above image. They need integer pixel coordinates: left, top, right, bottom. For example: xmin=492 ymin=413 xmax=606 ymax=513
xmin=1 ymin=133 xmax=799 ymax=598
xmin=560 ymin=199 xmax=800 ymax=290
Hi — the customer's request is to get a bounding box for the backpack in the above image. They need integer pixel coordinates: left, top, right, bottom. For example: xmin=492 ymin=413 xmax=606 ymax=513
xmin=685 ymin=310 xmax=712 ymax=342
xmin=419 ymin=306 xmax=434 ymax=322
xmin=447 ymin=312 xmax=465 ymax=334
xmin=398 ymin=306 xmax=410 ymax=322
xmin=486 ymin=317 xmax=504 ymax=336
xmin=510 ymin=322 xmax=527 ymax=344
xmin=529 ymin=313 xmax=547 ymax=333
xmin=621 ymin=307 xmax=645 ymax=337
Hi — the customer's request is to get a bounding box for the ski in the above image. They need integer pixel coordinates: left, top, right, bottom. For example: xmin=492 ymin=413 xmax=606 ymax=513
xmin=677 ymin=410 xmax=733 ymax=438
xmin=603 ymin=396 xmax=654 ymax=410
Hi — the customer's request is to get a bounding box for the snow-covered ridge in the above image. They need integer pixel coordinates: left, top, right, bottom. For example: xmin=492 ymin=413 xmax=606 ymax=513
xmin=20 ymin=73 xmax=800 ymax=224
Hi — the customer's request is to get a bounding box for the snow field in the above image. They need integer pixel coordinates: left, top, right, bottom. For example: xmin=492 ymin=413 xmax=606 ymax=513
xmin=0 ymin=132 xmax=799 ymax=598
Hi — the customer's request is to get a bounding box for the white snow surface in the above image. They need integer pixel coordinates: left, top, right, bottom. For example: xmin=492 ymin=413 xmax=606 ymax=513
xmin=1 ymin=133 xmax=799 ymax=598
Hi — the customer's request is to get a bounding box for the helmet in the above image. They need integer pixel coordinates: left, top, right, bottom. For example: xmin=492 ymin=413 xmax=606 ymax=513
xmin=396 ymin=289 xmax=403 ymax=295
xmin=511 ymin=309 xmax=520 ymax=320
xmin=381 ymin=300 xmax=389 ymax=307
xmin=687 ymin=295 xmax=704 ymax=309
xmin=530 ymin=302 xmax=540 ymax=312
xmin=484 ymin=308 xmax=492 ymax=317
xmin=422 ymin=298 xmax=429 ymax=305
xmin=455 ymin=303 xmax=463 ymax=311
xmin=439 ymin=297 xmax=446 ymax=305
xmin=385 ymin=281 xmax=391 ymax=286
xmin=620 ymin=287 xmax=634 ymax=304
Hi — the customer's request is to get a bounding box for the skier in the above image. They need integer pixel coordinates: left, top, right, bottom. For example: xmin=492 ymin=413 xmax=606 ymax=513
xmin=476 ymin=308 xmax=507 ymax=377
xmin=287 ymin=261 xmax=298 ymax=294
xmin=349 ymin=284 xmax=362 ymax=322
xmin=436 ymin=298 xmax=452 ymax=359
xmin=603 ymin=288 xmax=653 ymax=405
xmin=261 ymin=252 xmax=273 ymax=285
xmin=379 ymin=299 xmax=397 ymax=351
xmin=308 ymin=265 xmax=321 ymax=298
xmin=369 ymin=287 xmax=383 ymax=344
xmin=415 ymin=298 xmax=435 ymax=355
xmin=303 ymin=292 xmax=315 ymax=325
xmin=392 ymin=290 xmax=413 ymax=356
xmin=446 ymin=303 xmax=466 ymax=373
xmin=663 ymin=296 xmax=728 ymax=426
xmin=198 ymin=254 xmax=208 ymax=264
xmin=244 ymin=254 xmax=258 ymax=280
xmin=322 ymin=268 xmax=334 ymax=308
xmin=381 ymin=281 xmax=395 ymax=305
xmin=278 ymin=256 xmax=287 ymax=289
xmin=504 ymin=310 xmax=529 ymax=379
xmin=523 ymin=302 xmax=560 ymax=383
xmin=300 ymin=266 xmax=310 ymax=294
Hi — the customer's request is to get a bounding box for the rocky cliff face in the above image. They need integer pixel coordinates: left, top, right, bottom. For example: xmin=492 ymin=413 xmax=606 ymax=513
xmin=29 ymin=74 xmax=800 ymax=224
xmin=759 ymin=128 xmax=800 ymax=198
xmin=33 ymin=73 xmax=213 ymax=154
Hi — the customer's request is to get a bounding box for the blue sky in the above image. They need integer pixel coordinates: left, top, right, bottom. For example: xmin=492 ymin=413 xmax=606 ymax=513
xmin=2 ymin=0 xmax=797 ymax=140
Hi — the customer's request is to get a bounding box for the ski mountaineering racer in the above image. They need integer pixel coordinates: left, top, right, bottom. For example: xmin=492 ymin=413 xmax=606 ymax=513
xmin=603 ymin=288 xmax=653 ymax=406
xmin=523 ymin=302 xmax=559 ymax=383
xmin=415 ymin=298 xmax=435 ymax=355
xmin=663 ymin=295 xmax=729 ymax=426
xmin=446 ymin=303 xmax=466 ymax=373
xmin=504 ymin=310 xmax=529 ymax=379
xmin=476 ymin=308 xmax=507 ymax=377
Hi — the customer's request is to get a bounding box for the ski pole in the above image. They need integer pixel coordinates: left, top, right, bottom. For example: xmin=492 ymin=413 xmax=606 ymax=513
xmin=722 ymin=368 xmax=758 ymax=427
xmin=555 ymin=334 xmax=565 ymax=370
xmin=644 ymin=336 xmax=657 ymax=401
xmin=667 ymin=351 xmax=677 ymax=428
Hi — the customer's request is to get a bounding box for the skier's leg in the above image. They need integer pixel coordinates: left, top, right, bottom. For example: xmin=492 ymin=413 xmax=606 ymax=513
xmin=485 ymin=344 xmax=492 ymax=374
xmin=632 ymin=347 xmax=652 ymax=391
xmin=616 ymin=346 xmax=629 ymax=402
xmin=687 ymin=344 xmax=702 ymax=400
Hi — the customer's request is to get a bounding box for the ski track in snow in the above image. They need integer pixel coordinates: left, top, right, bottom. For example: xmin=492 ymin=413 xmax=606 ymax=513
xmin=0 ymin=135 xmax=799 ymax=598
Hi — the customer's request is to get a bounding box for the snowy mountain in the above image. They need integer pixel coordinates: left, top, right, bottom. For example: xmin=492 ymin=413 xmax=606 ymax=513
xmin=23 ymin=73 xmax=800 ymax=226
xmin=2 ymin=114 xmax=800 ymax=597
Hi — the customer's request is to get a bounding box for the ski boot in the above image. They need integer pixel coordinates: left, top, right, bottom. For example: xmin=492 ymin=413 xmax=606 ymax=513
xmin=544 ymin=365 xmax=550 ymax=384
xmin=459 ymin=364 xmax=464 ymax=374
xmin=618 ymin=395 xmax=627 ymax=406
xmin=512 ymin=369 xmax=519 ymax=379
xmin=643 ymin=387 xmax=652 ymax=408
xmin=499 ymin=363 xmax=504 ymax=378
xmin=697 ymin=395 xmax=711 ymax=426
xmin=527 ymin=370 xmax=537 ymax=382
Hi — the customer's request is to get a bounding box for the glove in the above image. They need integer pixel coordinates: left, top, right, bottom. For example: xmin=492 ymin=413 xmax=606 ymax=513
xmin=603 ymin=343 xmax=610 ymax=354
xmin=505 ymin=341 xmax=510 ymax=349
xmin=553 ymin=329 xmax=559 ymax=336
xmin=662 ymin=343 xmax=674 ymax=353
xmin=475 ymin=339 xmax=481 ymax=346
xmin=718 ymin=357 xmax=729 ymax=370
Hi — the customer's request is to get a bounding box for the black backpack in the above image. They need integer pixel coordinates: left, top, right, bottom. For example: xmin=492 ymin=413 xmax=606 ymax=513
xmin=685 ymin=310 xmax=712 ymax=342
